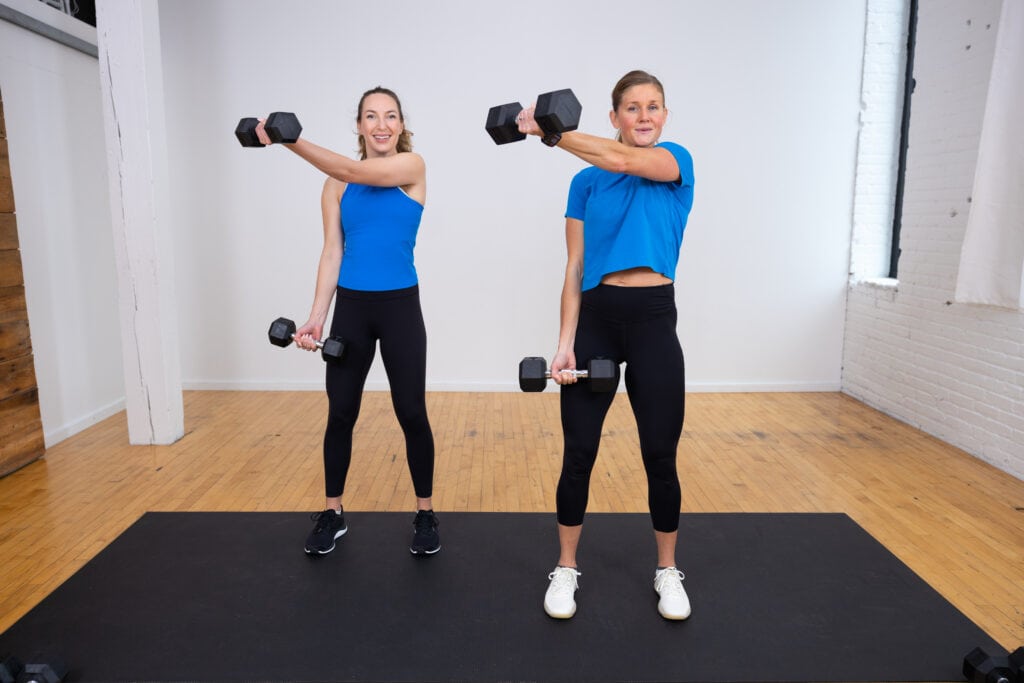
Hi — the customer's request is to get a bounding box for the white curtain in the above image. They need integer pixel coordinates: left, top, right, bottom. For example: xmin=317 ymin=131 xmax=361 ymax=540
xmin=954 ymin=0 xmax=1024 ymax=310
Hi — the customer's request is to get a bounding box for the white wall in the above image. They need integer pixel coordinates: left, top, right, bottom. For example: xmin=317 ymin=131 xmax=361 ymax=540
xmin=3 ymin=0 xmax=869 ymax=447
xmin=0 ymin=0 xmax=125 ymax=445
xmin=158 ymin=0 xmax=865 ymax=393
xmin=843 ymin=0 xmax=1024 ymax=479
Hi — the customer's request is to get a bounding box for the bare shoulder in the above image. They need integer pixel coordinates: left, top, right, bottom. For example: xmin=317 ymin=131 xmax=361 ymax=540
xmin=398 ymin=151 xmax=426 ymax=171
xmin=323 ymin=175 xmax=347 ymax=198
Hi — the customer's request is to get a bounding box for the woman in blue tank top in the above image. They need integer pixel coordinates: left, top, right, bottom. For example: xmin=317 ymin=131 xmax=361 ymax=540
xmin=254 ymin=87 xmax=439 ymax=558
xmin=514 ymin=71 xmax=694 ymax=621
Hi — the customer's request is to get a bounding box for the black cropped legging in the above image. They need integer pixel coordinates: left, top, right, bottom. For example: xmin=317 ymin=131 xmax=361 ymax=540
xmin=557 ymin=284 xmax=685 ymax=533
xmin=322 ymin=285 xmax=434 ymax=499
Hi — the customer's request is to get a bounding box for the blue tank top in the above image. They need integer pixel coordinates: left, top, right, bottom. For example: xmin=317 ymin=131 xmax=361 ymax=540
xmin=565 ymin=141 xmax=694 ymax=291
xmin=338 ymin=183 xmax=423 ymax=291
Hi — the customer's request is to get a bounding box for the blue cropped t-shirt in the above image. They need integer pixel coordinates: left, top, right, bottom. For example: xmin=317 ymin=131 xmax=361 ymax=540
xmin=565 ymin=141 xmax=694 ymax=291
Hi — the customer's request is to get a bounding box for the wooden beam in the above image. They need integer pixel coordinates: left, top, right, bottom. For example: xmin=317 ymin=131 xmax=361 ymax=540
xmin=0 ymin=138 xmax=12 ymax=213
xmin=0 ymin=388 xmax=44 ymax=476
xmin=0 ymin=214 xmax=18 ymax=250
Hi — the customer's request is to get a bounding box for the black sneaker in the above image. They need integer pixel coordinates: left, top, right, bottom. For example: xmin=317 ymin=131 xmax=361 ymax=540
xmin=304 ymin=509 xmax=347 ymax=555
xmin=410 ymin=509 xmax=440 ymax=555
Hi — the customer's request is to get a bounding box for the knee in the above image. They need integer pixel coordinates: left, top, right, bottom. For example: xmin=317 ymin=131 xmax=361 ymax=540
xmin=642 ymin=450 xmax=679 ymax=483
xmin=394 ymin=403 xmax=431 ymax=435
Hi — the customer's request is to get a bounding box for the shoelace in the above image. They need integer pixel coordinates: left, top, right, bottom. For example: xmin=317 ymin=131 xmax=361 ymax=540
xmin=547 ymin=567 xmax=581 ymax=596
xmin=311 ymin=510 xmax=338 ymax=532
xmin=414 ymin=512 xmax=436 ymax=534
xmin=654 ymin=567 xmax=685 ymax=595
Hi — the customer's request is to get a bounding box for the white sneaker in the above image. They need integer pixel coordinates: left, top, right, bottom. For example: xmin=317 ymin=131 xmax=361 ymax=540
xmin=654 ymin=567 xmax=691 ymax=620
xmin=544 ymin=566 xmax=581 ymax=619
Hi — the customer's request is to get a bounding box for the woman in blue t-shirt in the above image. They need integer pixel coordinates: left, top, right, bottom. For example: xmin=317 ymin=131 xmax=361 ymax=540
xmin=254 ymin=87 xmax=439 ymax=558
xmin=515 ymin=71 xmax=694 ymax=621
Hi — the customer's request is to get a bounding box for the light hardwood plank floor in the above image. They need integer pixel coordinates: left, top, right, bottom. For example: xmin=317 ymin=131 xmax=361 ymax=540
xmin=1 ymin=390 xmax=1022 ymax=656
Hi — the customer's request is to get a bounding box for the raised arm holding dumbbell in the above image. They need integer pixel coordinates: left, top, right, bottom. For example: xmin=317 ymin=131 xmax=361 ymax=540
xmin=248 ymin=113 xmax=425 ymax=192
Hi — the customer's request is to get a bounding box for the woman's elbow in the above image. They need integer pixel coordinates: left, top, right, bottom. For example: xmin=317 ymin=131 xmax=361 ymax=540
xmin=606 ymin=154 xmax=630 ymax=175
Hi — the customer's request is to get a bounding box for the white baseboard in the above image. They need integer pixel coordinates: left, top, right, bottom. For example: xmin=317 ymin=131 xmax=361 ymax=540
xmin=182 ymin=380 xmax=841 ymax=393
xmin=44 ymin=397 xmax=126 ymax=447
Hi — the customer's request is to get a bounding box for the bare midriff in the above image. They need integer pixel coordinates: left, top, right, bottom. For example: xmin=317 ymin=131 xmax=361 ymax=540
xmin=600 ymin=266 xmax=672 ymax=287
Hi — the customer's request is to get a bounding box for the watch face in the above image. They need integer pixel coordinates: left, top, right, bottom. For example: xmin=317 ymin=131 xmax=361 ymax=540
xmin=542 ymin=133 xmax=562 ymax=147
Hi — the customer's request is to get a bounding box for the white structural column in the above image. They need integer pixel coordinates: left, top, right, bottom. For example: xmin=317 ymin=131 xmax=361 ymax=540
xmin=95 ymin=0 xmax=183 ymax=444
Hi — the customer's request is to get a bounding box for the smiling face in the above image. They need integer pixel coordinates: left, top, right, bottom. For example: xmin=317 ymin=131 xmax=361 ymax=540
xmin=358 ymin=92 xmax=404 ymax=158
xmin=609 ymin=83 xmax=668 ymax=148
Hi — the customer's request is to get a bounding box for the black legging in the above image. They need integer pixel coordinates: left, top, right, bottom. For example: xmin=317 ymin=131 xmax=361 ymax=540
xmin=322 ymin=285 xmax=434 ymax=499
xmin=557 ymin=283 xmax=685 ymax=532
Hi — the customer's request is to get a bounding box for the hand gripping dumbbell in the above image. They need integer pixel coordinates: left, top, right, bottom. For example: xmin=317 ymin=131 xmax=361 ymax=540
xmin=486 ymin=89 xmax=582 ymax=145
xmin=268 ymin=317 xmax=345 ymax=364
xmin=962 ymin=646 xmax=1024 ymax=683
xmin=519 ymin=356 xmax=617 ymax=392
xmin=235 ymin=112 xmax=303 ymax=147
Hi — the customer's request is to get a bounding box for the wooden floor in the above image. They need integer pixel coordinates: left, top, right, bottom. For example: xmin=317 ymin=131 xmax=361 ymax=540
xmin=1 ymin=390 xmax=1022 ymax=660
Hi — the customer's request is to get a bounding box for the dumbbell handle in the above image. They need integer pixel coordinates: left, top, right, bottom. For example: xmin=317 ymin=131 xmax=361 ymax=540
xmin=547 ymin=369 xmax=590 ymax=379
xmin=290 ymin=333 xmax=328 ymax=350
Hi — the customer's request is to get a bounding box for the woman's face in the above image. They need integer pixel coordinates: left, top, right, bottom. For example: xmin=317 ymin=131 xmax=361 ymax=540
xmin=359 ymin=93 xmax=403 ymax=157
xmin=610 ymin=84 xmax=667 ymax=148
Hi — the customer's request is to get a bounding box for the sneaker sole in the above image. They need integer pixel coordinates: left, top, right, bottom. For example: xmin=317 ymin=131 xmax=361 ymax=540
xmin=304 ymin=527 xmax=347 ymax=555
xmin=409 ymin=544 xmax=441 ymax=556
xmin=544 ymin=604 xmax=576 ymax=619
xmin=657 ymin=601 xmax=691 ymax=620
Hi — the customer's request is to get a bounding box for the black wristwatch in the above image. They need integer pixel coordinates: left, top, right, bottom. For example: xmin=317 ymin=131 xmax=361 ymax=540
xmin=541 ymin=132 xmax=562 ymax=147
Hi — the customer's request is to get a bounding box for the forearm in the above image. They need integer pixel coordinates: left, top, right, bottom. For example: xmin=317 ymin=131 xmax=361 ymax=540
xmin=556 ymin=267 xmax=582 ymax=355
xmin=547 ymin=130 xmax=679 ymax=182
xmin=553 ymin=131 xmax=629 ymax=174
xmin=307 ymin=249 xmax=342 ymax=326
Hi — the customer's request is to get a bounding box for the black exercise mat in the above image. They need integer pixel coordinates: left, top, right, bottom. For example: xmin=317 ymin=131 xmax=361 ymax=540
xmin=0 ymin=512 xmax=1001 ymax=682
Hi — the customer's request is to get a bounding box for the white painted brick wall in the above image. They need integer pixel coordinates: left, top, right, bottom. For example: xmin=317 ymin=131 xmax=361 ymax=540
xmin=843 ymin=0 xmax=1024 ymax=480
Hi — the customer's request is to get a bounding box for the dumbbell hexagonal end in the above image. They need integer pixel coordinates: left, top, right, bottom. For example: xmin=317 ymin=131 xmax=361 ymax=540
xmin=321 ymin=336 xmax=346 ymax=364
xmin=587 ymin=358 xmax=618 ymax=392
xmin=266 ymin=112 xmax=302 ymax=143
xmin=535 ymin=89 xmax=582 ymax=136
xmin=21 ymin=657 xmax=67 ymax=683
xmin=235 ymin=117 xmax=265 ymax=147
xmin=486 ymin=102 xmax=527 ymax=145
xmin=268 ymin=317 xmax=296 ymax=348
xmin=1007 ymin=647 xmax=1024 ymax=680
xmin=1 ymin=654 xmax=25 ymax=683
xmin=519 ymin=357 xmax=548 ymax=392
xmin=963 ymin=647 xmax=1011 ymax=683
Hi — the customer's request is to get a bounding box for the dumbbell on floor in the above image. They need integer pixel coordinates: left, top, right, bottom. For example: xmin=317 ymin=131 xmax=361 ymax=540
xmin=268 ymin=317 xmax=345 ymax=364
xmin=235 ymin=112 xmax=303 ymax=147
xmin=1 ymin=654 xmax=67 ymax=683
xmin=1 ymin=654 xmax=23 ymax=683
xmin=519 ymin=356 xmax=617 ymax=392
xmin=486 ymin=89 xmax=582 ymax=145
xmin=962 ymin=646 xmax=1024 ymax=683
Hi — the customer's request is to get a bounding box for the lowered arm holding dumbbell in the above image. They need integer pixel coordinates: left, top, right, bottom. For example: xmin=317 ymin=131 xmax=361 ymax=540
xmin=518 ymin=356 xmax=617 ymax=392
xmin=268 ymin=317 xmax=345 ymax=364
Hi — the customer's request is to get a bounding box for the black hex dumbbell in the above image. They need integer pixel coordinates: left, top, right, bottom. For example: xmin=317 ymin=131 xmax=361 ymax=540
xmin=16 ymin=655 xmax=66 ymax=683
xmin=1009 ymin=647 xmax=1024 ymax=682
xmin=268 ymin=317 xmax=345 ymax=364
xmin=1 ymin=654 xmax=24 ymax=683
xmin=486 ymin=89 xmax=581 ymax=145
xmin=963 ymin=646 xmax=1016 ymax=683
xmin=519 ymin=356 xmax=617 ymax=392
xmin=235 ymin=112 xmax=303 ymax=147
